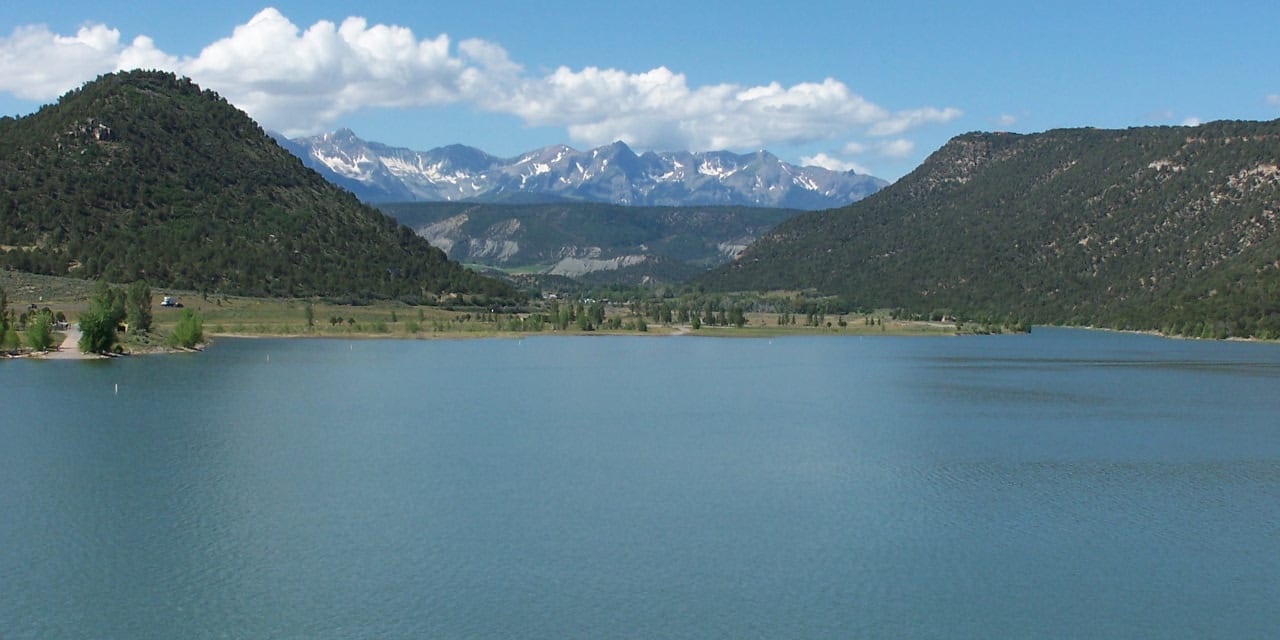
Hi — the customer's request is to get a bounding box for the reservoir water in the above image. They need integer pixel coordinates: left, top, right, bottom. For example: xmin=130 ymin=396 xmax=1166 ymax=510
xmin=2 ymin=328 xmax=1278 ymax=638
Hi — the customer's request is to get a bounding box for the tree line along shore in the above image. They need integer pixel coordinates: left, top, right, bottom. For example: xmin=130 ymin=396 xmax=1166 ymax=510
xmin=2 ymin=272 xmax=980 ymax=358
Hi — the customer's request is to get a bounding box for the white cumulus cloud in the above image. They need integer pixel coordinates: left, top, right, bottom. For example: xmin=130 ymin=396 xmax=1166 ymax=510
xmin=0 ymin=8 xmax=963 ymax=152
xmin=840 ymin=141 xmax=868 ymax=155
xmin=803 ymin=138 xmax=915 ymax=174
xmin=801 ymin=152 xmax=870 ymax=174
xmin=180 ymin=9 xmax=471 ymax=135
xmin=866 ymin=107 xmax=963 ymax=136
xmin=876 ymin=139 xmax=915 ymax=159
xmin=0 ymin=24 xmax=121 ymax=99
xmin=499 ymin=71 xmax=908 ymax=151
xmin=1266 ymin=94 xmax=1280 ymax=107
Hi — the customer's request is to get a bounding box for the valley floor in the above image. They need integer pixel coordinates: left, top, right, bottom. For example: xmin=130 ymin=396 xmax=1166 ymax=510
xmin=3 ymin=271 xmax=968 ymax=358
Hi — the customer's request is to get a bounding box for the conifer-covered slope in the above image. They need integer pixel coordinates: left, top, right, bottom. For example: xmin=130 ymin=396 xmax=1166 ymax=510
xmin=702 ymin=122 xmax=1280 ymax=337
xmin=0 ymin=70 xmax=513 ymax=301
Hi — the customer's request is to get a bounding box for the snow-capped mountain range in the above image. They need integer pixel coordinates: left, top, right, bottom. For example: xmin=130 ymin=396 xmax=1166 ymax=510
xmin=276 ymin=129 xmax=887 ymax=210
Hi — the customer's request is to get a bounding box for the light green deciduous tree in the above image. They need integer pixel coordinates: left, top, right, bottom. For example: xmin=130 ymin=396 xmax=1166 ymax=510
xmin=25 ymin=310 xmax=55 ymax=352
xmin=168 ymin=308 xmax=204 ymax=349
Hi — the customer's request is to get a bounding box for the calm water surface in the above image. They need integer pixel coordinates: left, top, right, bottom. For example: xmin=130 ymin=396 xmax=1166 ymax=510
xmin=2 ymin=328 xmax=1278 ymax=638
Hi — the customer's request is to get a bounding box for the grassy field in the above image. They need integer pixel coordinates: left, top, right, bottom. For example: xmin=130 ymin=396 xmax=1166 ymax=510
xmin=463 ymin=262 xmax=555 ymax=275
xmin=2 ymin=270 xmax=962 ymax=353
xmin=695 ymin=313 xmax=959 ymax=337
xmin=1 ymin=270 xmax=98 ymax=308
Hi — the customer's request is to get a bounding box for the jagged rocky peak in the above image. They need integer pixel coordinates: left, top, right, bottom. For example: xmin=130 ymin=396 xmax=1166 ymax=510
xmin=286 ymin=129 xmax=889 ymax=209
xmin=604 ymin=140 xmax=635 ymax=155
xmin=322 ymin=128 xmax=361 ymax=142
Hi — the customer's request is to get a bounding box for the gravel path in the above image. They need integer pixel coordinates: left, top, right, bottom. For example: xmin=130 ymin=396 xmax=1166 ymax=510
xmin=41 ymin=326 xmax=98 ymax=360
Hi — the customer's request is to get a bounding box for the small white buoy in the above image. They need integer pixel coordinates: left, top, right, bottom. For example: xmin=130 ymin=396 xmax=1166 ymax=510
xmin=114 ymin=383 xmax=118 ymax=395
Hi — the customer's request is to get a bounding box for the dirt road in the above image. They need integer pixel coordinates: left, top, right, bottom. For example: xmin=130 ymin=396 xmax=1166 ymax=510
xmin=41 ymin=326 xmax=98 ymax=360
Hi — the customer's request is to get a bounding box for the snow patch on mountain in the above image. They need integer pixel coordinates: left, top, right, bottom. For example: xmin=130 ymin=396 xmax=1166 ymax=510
xmin=314 ymin=151 xmax=374 ymax=179
xmin=285 ymin=131 xmax=888 ymax=209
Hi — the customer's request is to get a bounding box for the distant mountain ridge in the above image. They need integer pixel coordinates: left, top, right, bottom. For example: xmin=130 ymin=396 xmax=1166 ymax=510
xmin=378 ymin=201 xmax=803 ymax=285
xmin=701 ymin=120 xmax=1280 ymax=338
xmin=279 ymin=129 xmax=887 ymax=209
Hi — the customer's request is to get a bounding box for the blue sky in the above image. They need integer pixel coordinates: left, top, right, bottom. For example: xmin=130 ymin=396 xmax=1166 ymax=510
xmin=3 ymin=1 xmax=1278 ymax=181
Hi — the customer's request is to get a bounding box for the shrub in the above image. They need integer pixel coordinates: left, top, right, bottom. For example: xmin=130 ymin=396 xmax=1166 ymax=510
xmin=25 ymin=312 xmax=55 ymax=351
xmin=78 ymin=307 xmax=118 ymax=354
xmin=168 ymin=309 xmax=204 ymax=348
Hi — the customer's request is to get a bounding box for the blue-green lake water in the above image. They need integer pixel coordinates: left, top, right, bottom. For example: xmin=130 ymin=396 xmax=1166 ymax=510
xmin=2 ymin=328 xmax=1279 ymax=638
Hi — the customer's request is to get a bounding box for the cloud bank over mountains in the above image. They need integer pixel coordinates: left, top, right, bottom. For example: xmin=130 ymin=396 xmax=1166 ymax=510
xmin=0 ymin=7 xmax=959 ymax=169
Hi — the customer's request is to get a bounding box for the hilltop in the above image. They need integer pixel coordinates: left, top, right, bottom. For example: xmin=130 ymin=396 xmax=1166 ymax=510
xmin=0 ymin=71 xmax=514 ymax=302
xmin=702 ymin=121 xmax=1280 ymax=338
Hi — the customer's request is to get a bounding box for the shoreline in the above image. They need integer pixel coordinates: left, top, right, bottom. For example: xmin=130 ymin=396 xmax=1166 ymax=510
xmin=200 ymin=324 xmax=965 ymax=343
xmin=16 ymin=320 xmax=1274 ymax=362
xmin=8 ymin=324 xmax=1275 ymax=361
xmin=33 ymin=326 xmax=102 ymax=361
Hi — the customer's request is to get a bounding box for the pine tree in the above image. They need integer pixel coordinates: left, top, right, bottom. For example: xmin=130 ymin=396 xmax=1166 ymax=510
xmin=126 ymin=280 xmax=152 ymax=335
xmin=78 ymin=281 xmax=114 ymax=351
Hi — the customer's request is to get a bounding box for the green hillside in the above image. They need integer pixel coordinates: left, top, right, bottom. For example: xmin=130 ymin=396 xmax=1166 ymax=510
xmin=702 ymin=121 xmax=1280 ymax=338
xmin=379 ymin=201 xmax=800 ymax=283
xmin=0 ymin=70 xmax=513 ymax=302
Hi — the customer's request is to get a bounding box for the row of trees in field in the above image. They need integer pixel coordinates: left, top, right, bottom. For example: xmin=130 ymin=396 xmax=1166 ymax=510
xmin=0 ymin=279 xmax=203 ymax=356
xmin=76 ymin=280 xmax=203 ymax=353
xmin=1 ymin=284 xmax=64 ymax=353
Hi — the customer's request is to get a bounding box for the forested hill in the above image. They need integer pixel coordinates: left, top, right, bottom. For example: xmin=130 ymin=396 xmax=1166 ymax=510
xmin=701 ymin=121 xmax=1280 ymax=338
xmin=0 ymin=70 xmax=513 ymax=301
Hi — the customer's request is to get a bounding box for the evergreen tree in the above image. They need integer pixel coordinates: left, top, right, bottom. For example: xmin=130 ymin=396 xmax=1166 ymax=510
xmin=588 ymin=302 xmax=606 ymax=326
xmin=78 ymin=280 xmax=121 ymax=353
xmin=25 ymin=310 xmax=55 ymax=352
xmin=0 ymin=284 xmax=8 ymax=334
xmin=125 ymin=280 xmax=152 ymax=335
xmin=1 ymin=326 xmax=17 ymax=352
